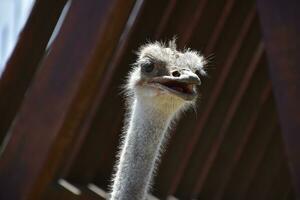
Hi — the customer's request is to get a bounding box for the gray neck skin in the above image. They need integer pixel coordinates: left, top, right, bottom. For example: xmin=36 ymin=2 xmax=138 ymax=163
xmin=110 ymin=99 xmax=174 ymax=200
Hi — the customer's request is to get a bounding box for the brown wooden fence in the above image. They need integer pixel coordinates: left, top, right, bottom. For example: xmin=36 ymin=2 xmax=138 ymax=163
xmin=0 ymin=0 xmax=299 ymax=199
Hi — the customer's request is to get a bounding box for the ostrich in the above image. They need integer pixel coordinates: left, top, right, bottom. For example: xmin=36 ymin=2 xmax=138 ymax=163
xmin=110 ymin=40 xmax=206 ymax=200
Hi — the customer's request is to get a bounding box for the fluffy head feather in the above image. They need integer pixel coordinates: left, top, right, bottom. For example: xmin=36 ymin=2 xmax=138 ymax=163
xmin=126 ymin=40 xmax=206 ymax=115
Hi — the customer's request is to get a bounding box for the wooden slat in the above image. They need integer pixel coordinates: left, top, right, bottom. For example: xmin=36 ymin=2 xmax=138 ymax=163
xmin=176 ymin=20 xmax=263 ymax=196
xmin=61 ymin=0 xmax=145 ymax=179
xmin=168 ymin=6 xmax=256 ymax=195
xmin=212 ymin=83 xmax=271 ymax=199
xmin=155 ymin=1 xmax=253 ymax=197
xmin=192 ymin=41 xmax=264 ymax=196
xmin=154 ymin=0 xmax=177 ymax=39
xmin=179 ymin=0 xmax=208 ymax=47
xmin=204 ymin=0 xmax=236 ymax=53
xmin=0 ymin=0 xmax=68 ymax=143
xmin=222 ymin=99 xmax=278 ymax=199
xmin=44 ymin=181 xmax=80 ymax=200
xmin=0 ymin=0 xmax=135 ymax=199
xmin=65 ymin=0 xmax=173 ymax=189
xmin=244 ymin=131 xmax=285 ymax=200
xmin=256 ymin=0 xmax=300 ymax=196
xmin=44 ymin=181 xmax=107 ymax=200
xmin=157 ymin=0 xmax=203 ymax=42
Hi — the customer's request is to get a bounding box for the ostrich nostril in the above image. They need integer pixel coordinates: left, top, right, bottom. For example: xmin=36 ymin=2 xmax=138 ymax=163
xmin=172 ymin=70 xmax=181 ymax=77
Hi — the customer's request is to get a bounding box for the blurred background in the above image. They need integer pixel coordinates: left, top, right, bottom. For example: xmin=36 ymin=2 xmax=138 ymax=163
xmin=0 ymin=0 xmax=299 ymax=199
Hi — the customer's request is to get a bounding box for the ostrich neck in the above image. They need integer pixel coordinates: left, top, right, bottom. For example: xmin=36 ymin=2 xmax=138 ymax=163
xmin=111 ymin=99 xmax=175 ymax=200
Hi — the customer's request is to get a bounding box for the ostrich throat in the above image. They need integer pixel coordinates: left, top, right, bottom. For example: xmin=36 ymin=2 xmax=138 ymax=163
xmin=111 ymin=99 xmax=174 ymax=200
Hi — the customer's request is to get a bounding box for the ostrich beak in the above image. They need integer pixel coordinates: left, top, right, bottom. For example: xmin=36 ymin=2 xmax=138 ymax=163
xmin=149 ymin=70 xmax=201 ymax=101
xmin=174 ymin=70 xmax=201 ymax=85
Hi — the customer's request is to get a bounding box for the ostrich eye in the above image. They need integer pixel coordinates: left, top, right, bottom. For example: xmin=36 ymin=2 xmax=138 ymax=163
xmin=195 ymin=69 xmax=202 ymax=77
xmin=142 ymin=62 xmax=155 ymax=73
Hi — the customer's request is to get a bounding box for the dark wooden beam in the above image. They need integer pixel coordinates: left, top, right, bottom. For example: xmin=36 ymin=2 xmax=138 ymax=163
xmin=0 ymin=0 xmax=68 ymax=143
xmin=60 ymin=0 xmax=146 ymax=181
xmin=179 ymin=0 xmax=208 ymax=47
xmin=0 ymin=0 xmax=135 ymax=199
xmin=204 ymin=0 xmax=235 ymax=54
xmin=214 ymin=83 xmax=271 ymax=199
xmin=256 ymin=0 xmax=300 ymax=197
xmin=222 ymin=100 xmax=278 ymax=199
xmin=192 ymin=42 xmax=264 ymax=195
xmin=64 ymin=0 xmax=172 ymax=187
xmin=168 ymin=6 xmax=256 ymax=194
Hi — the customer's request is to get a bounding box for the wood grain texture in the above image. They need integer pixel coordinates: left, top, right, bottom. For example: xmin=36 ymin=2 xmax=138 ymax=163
xmin=0 ymin=0 xmax=68 ymax=143
xmin=0 ymin=0 xmax=135 ymax=199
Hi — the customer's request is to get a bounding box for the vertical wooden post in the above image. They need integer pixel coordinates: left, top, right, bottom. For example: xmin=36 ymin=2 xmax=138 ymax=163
xmin=256 ymin=0 xmax=300 ymax=197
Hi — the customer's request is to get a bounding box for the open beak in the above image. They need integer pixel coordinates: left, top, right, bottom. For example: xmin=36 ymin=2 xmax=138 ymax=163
xmin=149 ymin=71 xmax=201 ymax=101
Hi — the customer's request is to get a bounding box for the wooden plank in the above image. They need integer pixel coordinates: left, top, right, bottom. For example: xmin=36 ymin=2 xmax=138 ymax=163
xmin=204 ymin=0 xmax=236 ymax=53
xmin=256 ymin=0 xmax=300 ymax=197
xmin=167 ymin=6 xmax=256 ymax=195
xmin=155 ymin=1 xmax=254 ymax=197
xmin=179 ymin=0 xmax=208 ymax=47
xmin=222 ymin=99 xmax=278 ymax=199
xmin=43 ymin=180 xmax=81 ymax=200
xmin=212 ymin=83 xmax=271 ymax=199
xmin=43 ymin=180 xmax=107 ymax=200
xmin=154 ymin=0 xmax=177 ymax=39
xmin=180 ymin=29 xmax=264 ymax=198
xmin=0 ymin=0 xmax=68 ymax=143
xmin=191 ymin=41 xmax=264 ymax=196
xmin=244 ymin=132 xmax=285 ymax=200
xmin=65 ymin=0 xmax=172 ymax=189
xmin=60 ymin=0 xmax=146 ymax=180
xmin=0 ymin=0 xmax=135 ymax=199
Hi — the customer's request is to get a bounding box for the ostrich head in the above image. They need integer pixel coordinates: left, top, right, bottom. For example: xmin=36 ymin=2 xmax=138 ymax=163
xmin=126 ymin=40 xmax=206 ymax=115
